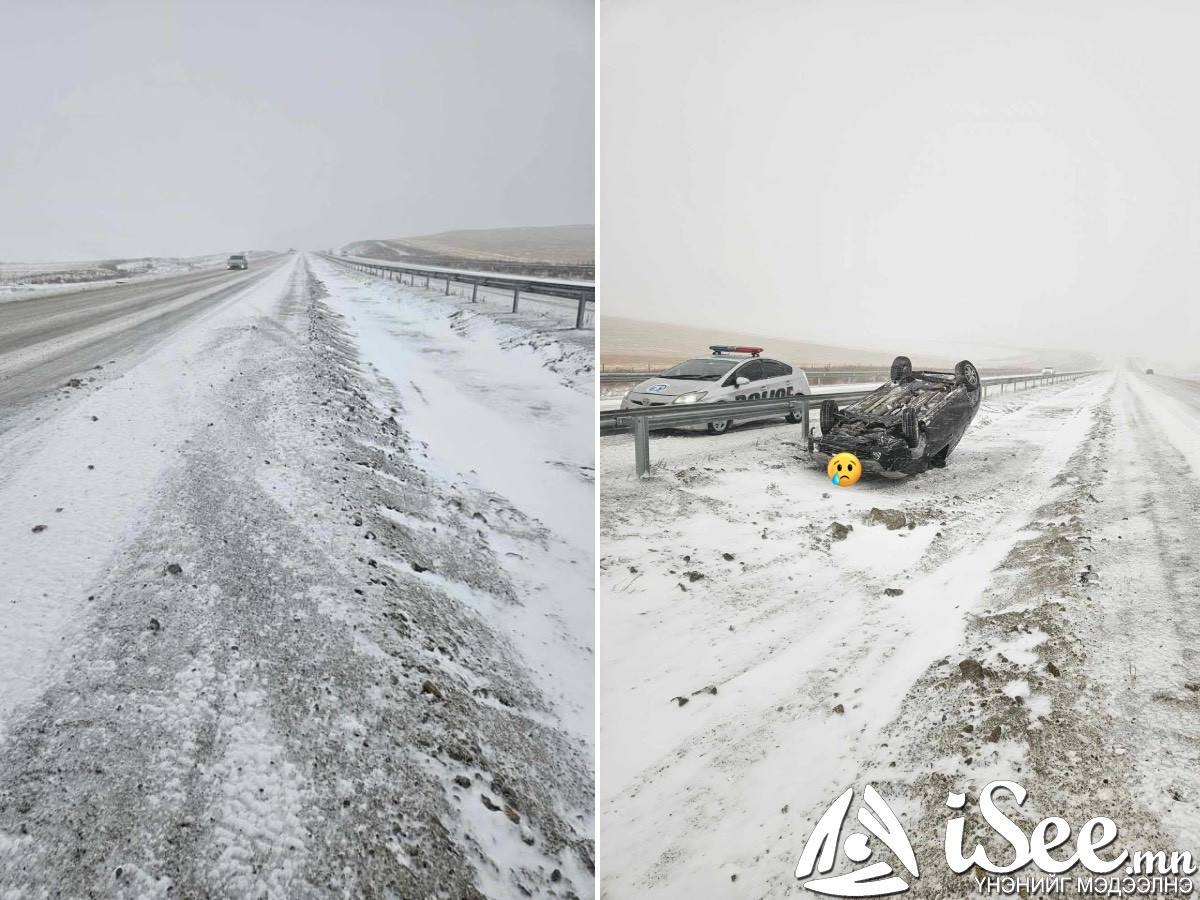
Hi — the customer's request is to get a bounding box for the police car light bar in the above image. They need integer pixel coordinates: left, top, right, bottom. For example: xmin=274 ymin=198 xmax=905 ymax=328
xmin=709 ymin=345 xmax=763 ymax=356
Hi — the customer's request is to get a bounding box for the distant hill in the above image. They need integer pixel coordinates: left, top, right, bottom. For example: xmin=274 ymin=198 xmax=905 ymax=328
xmin=600 ymin=315 xmax=1101 ymax=373
xmin=342 ymin=225 xmax=594 ymax=269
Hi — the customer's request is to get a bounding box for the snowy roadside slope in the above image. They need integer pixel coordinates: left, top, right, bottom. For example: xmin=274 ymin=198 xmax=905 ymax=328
xmin=322 ymin=255 xmax=593 ymax=395
xmin=309 ymin=256 xmax=594 ymax=572
xmin=0 ymin=254 xmax=592 ymax=898
xmin=307 ymin=258 xmax=595 ymax=894
xmin=599 ymin=374 xmax=1112 ymax=897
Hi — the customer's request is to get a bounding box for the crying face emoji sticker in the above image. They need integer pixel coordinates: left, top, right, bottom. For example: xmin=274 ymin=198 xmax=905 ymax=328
xmin=827 ymin=452 xmax=862 ymax=487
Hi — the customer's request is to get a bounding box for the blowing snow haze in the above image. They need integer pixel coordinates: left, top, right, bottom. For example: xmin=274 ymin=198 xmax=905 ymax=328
xmin=0 ymin=0 xmax=593 ymax=262
xmin=602 ymin=0 xmax=1200 ymax=367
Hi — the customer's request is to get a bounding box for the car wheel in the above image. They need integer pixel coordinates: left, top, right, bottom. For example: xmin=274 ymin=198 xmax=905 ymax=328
xmin=820 ymin=398 xmax=839 ymax=434
xmin=902 ymin=407 xmax=920 ymax=448
xmin=707 ymin=419 xmax=731 ymax=435
xmin=890 ymin=356 xmax=913 ymax=382
xmin=955 ymin=360 xmax=980 ymax=390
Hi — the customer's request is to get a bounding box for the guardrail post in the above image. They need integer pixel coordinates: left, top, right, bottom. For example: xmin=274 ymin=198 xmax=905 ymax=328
xmin=512 ymin=286 xmax=521 ymax=313
xmin=471 ymin=280 xmax=479 ymax=303
xmin=575 ymin=292 xmax=587 ymax=329
xmin=633 ymin=416 xmax=651 ymax=477
xmin=445 ymin=277 xmax=451 ymax=295
xmin=802 ymin=396 xmax=810 ymax=440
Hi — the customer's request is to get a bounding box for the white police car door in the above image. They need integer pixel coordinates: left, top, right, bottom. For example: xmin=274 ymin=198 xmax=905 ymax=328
xmin=728 ymin=359 xmax=799 ymax=401
xmin=758 ymin=358 xmax=803 ymax=398
xmin=724 ymin=359 xmax=763 ymax=400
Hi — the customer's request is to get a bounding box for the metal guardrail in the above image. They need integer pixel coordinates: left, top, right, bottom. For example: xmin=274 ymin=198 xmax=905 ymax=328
xmin=324 ymin=254 xmax=595 ymax=329
xmin=601 ymin=370 xmax=1102 ymax=476
xmin=600 ymin=367 xmax=1071 ymax=385
xmin=345 ymin=248 xmax=594 ymax=280
xmin=601 ymin=368 xmax=891 ymax=385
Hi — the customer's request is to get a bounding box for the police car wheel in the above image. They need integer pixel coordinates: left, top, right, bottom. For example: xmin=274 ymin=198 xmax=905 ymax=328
xmin=785 ymin=410 xmax=803 ymax=424
xmin=707 ymin=419 xmax=731 ymax=434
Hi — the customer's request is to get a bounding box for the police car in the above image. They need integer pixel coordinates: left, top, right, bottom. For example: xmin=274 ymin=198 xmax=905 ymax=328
xmin=620 ymin=346 xmax=811 ymax=434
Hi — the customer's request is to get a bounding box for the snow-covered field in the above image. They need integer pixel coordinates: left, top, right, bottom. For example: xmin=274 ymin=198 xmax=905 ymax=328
xmin=0 ymin=253 xmax=593 ymax=897
xmin=599 ymin=369 xmax=1200 ymax=897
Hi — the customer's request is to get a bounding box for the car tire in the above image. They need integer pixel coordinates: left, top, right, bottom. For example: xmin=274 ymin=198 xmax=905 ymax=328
xmin=786 ymin=397 xmax=806 ymax=424
xmin=890 ymin=356 xmax=913 ymax=383
xmin=955 ymin=360 xmax=980 ymax=390
xmin=902 ymin=407 xmax=920 ymax=448
xmin=707 ymin=419 xmax=731 ymax=435
xmin=819 ymin=398 xmax=838 ymax=434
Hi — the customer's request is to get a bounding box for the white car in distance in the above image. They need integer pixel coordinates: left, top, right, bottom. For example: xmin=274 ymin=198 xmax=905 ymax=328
xmin=620 ymin=346 xmax=811 ymax=434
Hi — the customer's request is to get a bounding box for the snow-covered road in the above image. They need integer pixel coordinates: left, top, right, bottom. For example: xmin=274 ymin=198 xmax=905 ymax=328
xmin=0 ymin=260 xmax=286 ymax=418
xmin=0 ymin=253 xmax=593 ymax=897
xmin=599 ymin=369 xmax=1200 ymax=897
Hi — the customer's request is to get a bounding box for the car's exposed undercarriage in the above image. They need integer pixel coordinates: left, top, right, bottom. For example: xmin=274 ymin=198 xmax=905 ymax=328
xmin=811 ymin=357 xmax=981 ymax=476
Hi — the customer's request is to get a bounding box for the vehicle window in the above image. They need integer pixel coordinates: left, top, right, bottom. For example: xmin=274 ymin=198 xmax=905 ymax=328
xmin=761 ymin=359 xmax=792 ymax=378
xmin=726 ymin=360 xmax=764 ymax=386
xmin=656 ymin=358 xmax=738 ymax=381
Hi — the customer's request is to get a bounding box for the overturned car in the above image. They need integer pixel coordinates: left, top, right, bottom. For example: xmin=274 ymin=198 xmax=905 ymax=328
xmin=811 ymin=356 xmax=982 ymax=477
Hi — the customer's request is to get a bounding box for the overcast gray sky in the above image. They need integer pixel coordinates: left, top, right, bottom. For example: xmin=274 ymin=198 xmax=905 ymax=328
xmin=601 ymin=0 xmax=1200 ymax=364
xmin=0 ymin=0 xmax=593 ymax=261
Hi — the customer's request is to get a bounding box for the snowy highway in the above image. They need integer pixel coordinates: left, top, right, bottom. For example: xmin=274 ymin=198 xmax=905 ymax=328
xmin=0 ymin=254 xmax=593 ymax=897
xmin=599 ymin=368 xmax=1200 ymax=897
xmin=0 ymin=259 xmax=288 ymax=419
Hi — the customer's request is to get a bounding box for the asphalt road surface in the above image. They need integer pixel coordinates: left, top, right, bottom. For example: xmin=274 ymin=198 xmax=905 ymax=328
xmin=0 ymin=257 xmax=286 ymax=421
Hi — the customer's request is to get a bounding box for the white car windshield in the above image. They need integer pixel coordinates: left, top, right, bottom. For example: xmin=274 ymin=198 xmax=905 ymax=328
xmin=656 ymin=359 xmax=738 ymax=381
